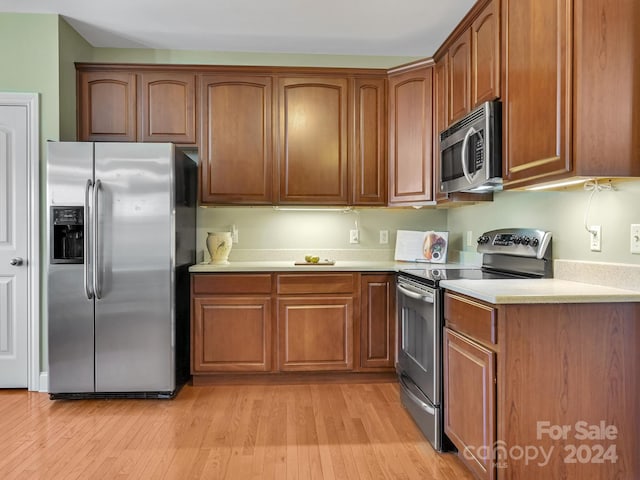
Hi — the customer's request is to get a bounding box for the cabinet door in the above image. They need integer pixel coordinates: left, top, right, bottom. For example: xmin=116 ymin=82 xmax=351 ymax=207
xmin=433 ymin=57 xmax=449 ymax=203
xmin=388 ymin=67 xmax=434 ymax=205
xmin=192 ymin=296 xmax=272 ymax=372
xmin=502 ymin=0 xmax=572 ymax=186
xmin=472 ymin=0 xmax=500 ymax=107
xmin=78 ymin=71 xmax=137 ymax=142
xmin=444 ymin=328 xmax=496 ymax=480
xmin=352 ymin=78 xmax=387 ymax=205
xmin=278 ymin=297 xmax=353 ymax=371
xmin=448 ymin=30 xmax=472 ymax=124
xmin=278 ymin=77 xmax=349 ymax=204
xmin=360 ymin=274 xmax=395 ymax=369
xmin=139 ymin=72 xmax=196 ymax=144
xmin=200 ymin=75 xmax=273 ymax=204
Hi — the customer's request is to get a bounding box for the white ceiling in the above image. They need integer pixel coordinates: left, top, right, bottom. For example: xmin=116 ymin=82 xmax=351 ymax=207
xmin=0 ymin=0 xmax=476 ymax=57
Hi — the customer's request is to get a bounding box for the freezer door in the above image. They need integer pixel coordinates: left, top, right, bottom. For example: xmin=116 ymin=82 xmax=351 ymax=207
xmin=47 ymin=142 xmax=95 ymax=393
xmin=93 ymin=143 xmax=175 ymax=392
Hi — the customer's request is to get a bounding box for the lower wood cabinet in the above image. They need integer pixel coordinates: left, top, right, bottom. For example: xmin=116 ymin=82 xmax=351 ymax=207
xmin=190 ymin=272 xmax=396 ymax=379
xmin=277 ymin=296 xmax=353 ymax=371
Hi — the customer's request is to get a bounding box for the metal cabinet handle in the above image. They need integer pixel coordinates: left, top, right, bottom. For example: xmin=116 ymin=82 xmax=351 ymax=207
xmin=10 ymin=257 xmax=24 ymax=266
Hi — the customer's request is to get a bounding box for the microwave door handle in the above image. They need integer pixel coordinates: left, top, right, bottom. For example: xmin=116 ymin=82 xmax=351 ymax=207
xmin=461 ymin=126 xmax=477 ymax=183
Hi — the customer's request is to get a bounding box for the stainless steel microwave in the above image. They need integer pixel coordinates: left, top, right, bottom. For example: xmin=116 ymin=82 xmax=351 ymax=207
xmin=439 ymin=100 xmax=502 ymax=193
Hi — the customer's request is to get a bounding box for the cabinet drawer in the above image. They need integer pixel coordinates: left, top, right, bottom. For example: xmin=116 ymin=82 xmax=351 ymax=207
xmin=444 ymin=292 xmax=496 ymax=346
xmin=192 ymin=274 xmax=272 ymax=295
xmin=276 ymin=273 xmax=356 ymax=295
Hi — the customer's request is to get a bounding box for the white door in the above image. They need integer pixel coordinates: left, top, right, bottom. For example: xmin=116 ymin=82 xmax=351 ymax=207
xmin=0 ymin=103 xmax=30 ymax=387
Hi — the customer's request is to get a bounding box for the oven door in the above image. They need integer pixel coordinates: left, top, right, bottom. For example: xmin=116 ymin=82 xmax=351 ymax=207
xmin=396 ymin=277 xmax=440 ymax=405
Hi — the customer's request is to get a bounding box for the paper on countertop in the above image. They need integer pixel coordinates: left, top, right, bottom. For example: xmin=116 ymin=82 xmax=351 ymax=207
xmin=394 ymin=230 xmax=449 ymax=263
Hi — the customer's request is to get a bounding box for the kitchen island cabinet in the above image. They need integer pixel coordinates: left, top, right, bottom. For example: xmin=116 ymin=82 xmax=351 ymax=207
xmin=443 ymin=290 xmax=640 ymax=480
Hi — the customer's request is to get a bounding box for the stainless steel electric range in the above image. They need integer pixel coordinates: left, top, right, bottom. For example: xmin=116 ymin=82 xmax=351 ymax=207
xmin=396 ymin=228 xmax=553 ymax=451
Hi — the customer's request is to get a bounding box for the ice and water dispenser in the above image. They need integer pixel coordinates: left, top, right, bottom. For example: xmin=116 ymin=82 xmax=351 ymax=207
xmin=50 ymin=207 xmax=84 ymax=264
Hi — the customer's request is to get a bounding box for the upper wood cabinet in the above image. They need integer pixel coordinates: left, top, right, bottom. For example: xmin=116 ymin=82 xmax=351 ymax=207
xmin=448 ymin=30 xmax=472 ymax=124
xmin=502 ymin=0 xmax=572 ymax=186
xmin=352 ymin=78 xmax=387 ymax=206
xmin=199 ymin=74 xmax=274 ymax=204
xmin=278 ymin=77 xmax=349 ymax=205
xmin=139 ymin=72 xmax=196 ymax=144
xmin=433 ymin=57 xmax=449 ymax=203
xmin=440 ymin=0 xmax=500 ymax=126
xmin=77 ymin=69 xmax=197 ymax=144
xmin=78 ymin=71 xmax=137 ymax=142
xmin=388 ymin=65 xmax=434 ymax=205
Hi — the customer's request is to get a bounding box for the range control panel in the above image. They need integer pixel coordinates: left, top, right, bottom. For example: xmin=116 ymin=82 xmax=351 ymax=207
xmin=477 ymin=228 xmax=552 ymax=259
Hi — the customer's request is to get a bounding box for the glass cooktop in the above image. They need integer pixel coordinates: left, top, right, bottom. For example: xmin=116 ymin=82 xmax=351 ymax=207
xmin=398 ymin=267 xmax=524 ymax=287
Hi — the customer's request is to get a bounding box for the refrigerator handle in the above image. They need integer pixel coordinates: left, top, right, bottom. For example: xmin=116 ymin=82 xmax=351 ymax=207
xmin=84 ymin=179 xmax=94 ymax=299
xmin=92 ymin=179 xmax=102 ymax=300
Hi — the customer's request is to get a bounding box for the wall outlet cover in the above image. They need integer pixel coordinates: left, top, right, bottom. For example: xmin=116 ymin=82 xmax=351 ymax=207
xmin=350 ymin=229 xmax=360 ymax=244
xmin=589 ymin=225 xmax=601 ymax=252
xmin=631 ymin=224 xmax=640 ymax=254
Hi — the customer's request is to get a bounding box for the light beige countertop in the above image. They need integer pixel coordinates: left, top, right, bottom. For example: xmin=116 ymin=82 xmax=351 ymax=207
xmin=189 ymin=260 xmax=406 ymax=273
xmin=439 ymin=278 xmax=640 ymax=304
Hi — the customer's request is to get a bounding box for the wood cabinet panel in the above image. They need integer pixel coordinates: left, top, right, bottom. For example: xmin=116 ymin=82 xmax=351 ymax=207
xmin=278 ymin=297 xmax=354 ymax=371
xmin=276 ymin=273 xmax=356 ymax=295
xmin=472 ymin=0 xmax=500 ymax=106
xmin=192 ymin=296 xmax=272 ymax=372
xmin=78 ymin=71 xmax=137 ymax=141
xmin=352 ymin=78 xmax=386 ymax=205
xmin=433 ymin=57 xmax=449 ymax=203
xmin=140 ymin=72 xmax=196 ymax=144
xmin=278 ymin=77 xmax=348 ymax=204
xmin=192 ymin=273 xmax=272 ymax=295
xmin=444 ymin=292 xmax=496 ymax=346
xmin=388 ymin=66 xmax=434 ymax=205
xmin=502 ymin=0 xmax=572 ymax=185
xmin=444 ymin=327 xmax=496 ymax=480
xmin=200 ymin=75 xmax=273 ymax=204
xmin=360 ymin=274 xmax=395 ymax=369
xmin=449 ymin=30 xmax=472 ymax=124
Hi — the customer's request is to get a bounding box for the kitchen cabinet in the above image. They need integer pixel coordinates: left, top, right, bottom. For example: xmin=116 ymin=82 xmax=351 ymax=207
xmin=444 ymin=290 xmax=640 ymax=480
xmin=437 ymin=0 xmax=500 ymax=126
xmin=78 ymin=71 xmax=137 ymax=142
xmin=77 ymin=68 xmax=197 ymax=144
xmin=276 ymin=273 xmax=356 ymax=371
xmin=199 ymin=74 xmax=274 ymax=204
xmin=139 ymin=72 xmax=197 ymax=144
xmin=501 ymin=0 xmax=572 ymax=185
xmin=191 ymin=274 xmax=272 ymax=373
xmin=359 ymin=274 xmax=396 ymax=370
xmin=278 ymin=77 xmax=349 ymax=205
xmin=352 ymin=78 xmax=387 ymax=206
xmin=432 ymin=56 xmax=449 ymax=203
xmin=387 ymin=63 xmax=434 ymax=205
xmin=444 ymin=293 xmax=497 ymax=480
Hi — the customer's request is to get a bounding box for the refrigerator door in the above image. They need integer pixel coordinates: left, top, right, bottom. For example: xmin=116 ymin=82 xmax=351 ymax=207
xmin=93 ymin=143 xmax=175 ymax=392
xmin=47 ymin=142 xmax=95 ymax=393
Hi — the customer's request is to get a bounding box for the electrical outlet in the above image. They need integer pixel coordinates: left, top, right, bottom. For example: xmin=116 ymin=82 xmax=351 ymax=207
xmin=350 ymin=229 xmax=360 ymax=244
xmin=589 ymin=225 xmax=601 ymax=252
xmin=631 ymin=224 xmax=640 ymax=254
xmin=231 ymin=224 xmax=239 ymax=244
xmin=379 ymin=230 xmax=389 ymax=244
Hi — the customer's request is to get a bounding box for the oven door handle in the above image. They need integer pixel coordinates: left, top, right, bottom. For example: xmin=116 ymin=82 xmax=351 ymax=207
xmin=398 ymin=284 xmax=435 ymax=303
xmin=399 ymin=373 xmax=436 ymax=416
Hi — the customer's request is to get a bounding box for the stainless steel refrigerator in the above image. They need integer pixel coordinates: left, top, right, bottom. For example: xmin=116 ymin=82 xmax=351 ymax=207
xmin=46 ymin=142 xmax=196 ymax=399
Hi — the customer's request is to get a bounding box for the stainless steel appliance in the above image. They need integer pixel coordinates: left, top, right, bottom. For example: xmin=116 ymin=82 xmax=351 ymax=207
xmin=440 ymin=101 xmax=502 ymax=194
xmin=46 ymin=142 xmax=196 ymax=399
xmin=396 ymin=228 xmax=552 ymax=451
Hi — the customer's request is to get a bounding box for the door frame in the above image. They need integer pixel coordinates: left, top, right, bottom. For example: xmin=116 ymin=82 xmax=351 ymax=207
xmin=0 ymin=92 xmax=40 ymax=391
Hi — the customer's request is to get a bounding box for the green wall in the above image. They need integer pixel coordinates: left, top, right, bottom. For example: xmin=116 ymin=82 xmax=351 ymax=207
xmin=447 ymin=180 xmax=640 ymax=265
xmin=0 ymin=13 xmax=60 ymax=151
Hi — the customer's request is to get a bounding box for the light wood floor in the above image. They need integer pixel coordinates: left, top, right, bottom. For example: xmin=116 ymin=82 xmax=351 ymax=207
xmin=0 ymin=382 xmax=474 ymax=480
